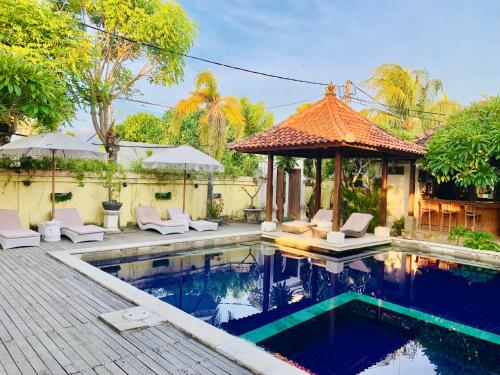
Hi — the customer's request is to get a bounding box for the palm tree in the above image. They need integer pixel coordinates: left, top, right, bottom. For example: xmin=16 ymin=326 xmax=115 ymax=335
xmin=172 ymin=70 xmax=244 ymax=216
xmin=172 ymin=70 xmax=244 ymax=159
xmin=361 ymin=64 xmax=460 ymax=135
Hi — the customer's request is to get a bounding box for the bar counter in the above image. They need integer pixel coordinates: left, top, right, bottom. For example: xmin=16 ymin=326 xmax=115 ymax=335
xmin=418 ymin=198 xmax=500 ymax=236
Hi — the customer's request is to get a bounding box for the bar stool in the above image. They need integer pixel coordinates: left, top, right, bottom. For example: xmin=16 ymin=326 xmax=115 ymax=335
xmin=439 ymin=202 xmax=458 ymax=233
xmin=418 ymin=199 xmax=437 ymax=231
xmin=464 ymin=203 xmax=481 ymax=230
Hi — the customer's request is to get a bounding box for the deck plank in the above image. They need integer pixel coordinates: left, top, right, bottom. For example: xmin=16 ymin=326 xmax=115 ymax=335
xmin=0 ymin=226 xmax=255 ymax=375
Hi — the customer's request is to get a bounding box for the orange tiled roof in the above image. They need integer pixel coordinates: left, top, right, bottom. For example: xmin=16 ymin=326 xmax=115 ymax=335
xmin=229 ymin=89 xmax=424 ymax=156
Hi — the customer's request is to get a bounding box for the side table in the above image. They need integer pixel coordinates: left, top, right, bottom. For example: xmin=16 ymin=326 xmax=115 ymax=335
xmin=38 ymin=220 xmax=61 ymax=242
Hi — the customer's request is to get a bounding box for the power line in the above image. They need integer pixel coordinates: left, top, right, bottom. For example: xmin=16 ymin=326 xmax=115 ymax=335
xmin=116 ymin=97 xmax=173 ymax=109
xmin=267 ymin=96 xmax=322 ymax=109
xmin=350 ymin=97 xmax=443 ymax=123
xmin=351 ymin=83 xmax=447 ymax=117
xmin=82 ymin=22 xmax=331 ymax=87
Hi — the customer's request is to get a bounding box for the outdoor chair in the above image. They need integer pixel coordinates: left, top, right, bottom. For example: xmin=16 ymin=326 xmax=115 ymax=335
xmin=55 ymin=208 xmax=105 ymax=243
xmin=167 ymin=207 xmax=218 ymax=232
xmin=135 ymin=206 xmax=186 ymax=235
xmin=439 ymin=202 xmax=458 ymax=233
xmin=463 ymin=203 xmax=482 ymax=231
xmin=0 ymin=209 xmax=40 ymax=249
xmin=418 ymin=199 xmax=437 ymax=231
xmin=340 ymin=213 xmax=373 ymax=238
xmin=282 ymin=209 xmax=332 ymax=234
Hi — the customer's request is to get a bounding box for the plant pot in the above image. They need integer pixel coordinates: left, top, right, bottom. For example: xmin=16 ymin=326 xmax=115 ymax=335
xmin=102 ymin=201 xmax=123 ymax=211
xmin=243 ymin=208 xmax=264 ymax=223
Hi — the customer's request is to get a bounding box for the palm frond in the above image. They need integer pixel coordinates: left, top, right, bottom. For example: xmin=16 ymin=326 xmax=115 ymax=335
xmin=222 ymin=96 xmax=244 ymax=139
xmin=195 ymin=70 xmax=218 ymax=99
xmin=171 ymin=92 xmax=205 ymax=135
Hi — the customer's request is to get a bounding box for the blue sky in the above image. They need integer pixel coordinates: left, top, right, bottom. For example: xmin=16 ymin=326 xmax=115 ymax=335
xmin=72 ymin=0 xmax=500 ymax=139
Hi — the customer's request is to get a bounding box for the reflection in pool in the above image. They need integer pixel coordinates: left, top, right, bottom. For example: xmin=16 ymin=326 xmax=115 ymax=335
xmin=86 ymin=243 xmax=500 ymax=375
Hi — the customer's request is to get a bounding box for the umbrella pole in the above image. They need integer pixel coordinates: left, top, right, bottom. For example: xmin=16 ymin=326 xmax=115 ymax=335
xmin=182 ymin=168 xmax=187 ymax=213
xmin=51 ymin=149 xmax=55 ymax=220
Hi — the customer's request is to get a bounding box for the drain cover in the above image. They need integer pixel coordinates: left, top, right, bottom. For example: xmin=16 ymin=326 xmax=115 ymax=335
xmin=100 ymin=306 xmax=166 ymax=332
xmin=122 ymin=309 xmax=151 ymax=321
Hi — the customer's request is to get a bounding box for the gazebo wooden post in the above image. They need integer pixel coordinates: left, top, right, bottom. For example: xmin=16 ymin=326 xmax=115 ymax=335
xmin=265 ymin=154 xmax=274 ymax=222
xmin=332 ymin=150 xmax=342 ymax=231
xmin=314 ymin=158 xmax=322 ymax=213
xmin=408 ymin=161 xmax=416 ymax=216
xmin=380 ymin=156 xmax=388 ymax=226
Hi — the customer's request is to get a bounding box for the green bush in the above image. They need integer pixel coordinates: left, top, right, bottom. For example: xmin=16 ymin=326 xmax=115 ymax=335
xmin=341 ymin=186 xmax=380 ymax=231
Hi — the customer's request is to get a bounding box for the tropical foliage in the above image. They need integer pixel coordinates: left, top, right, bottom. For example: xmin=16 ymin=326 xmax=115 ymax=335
xmin=116 ymin=113 xmax=168 ymax=144
xmin=0 ymin=51 xmax=74 ymax=144
xmin=0 ymin=0 xmax=85 ymax=74
xmin=171 ymin=70 xmax=244 ymax=160
xmin=424 ymin=97 xmax=500 ymax=188
xmin=63 ymin=0 xmax=196 ymax=159
xmin=362 ymin=64 xmax=460 ymax=136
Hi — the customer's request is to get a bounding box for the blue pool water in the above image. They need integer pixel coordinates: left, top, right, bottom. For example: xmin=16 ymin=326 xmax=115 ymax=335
xmin=86 ymin=243 xmax=500 ymax=375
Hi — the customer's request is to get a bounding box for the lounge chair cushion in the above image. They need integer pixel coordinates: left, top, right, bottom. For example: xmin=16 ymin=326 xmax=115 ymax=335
xmin=341 ymin=213 xmax=373 ymax=232
xmin=311 ymin=209 xmax=333 ymax=225
xmin=149 ymin=220 xmax=185 ymax=228
xmin=0 ymin=209 xmax=24 ymax=230
xmin=136 ymin=206 xmax=162 ymax=225
xmin=136 ymin=207 xmax=185 ymax=228
xmin=55 ymin=208 xmax=84 ymax=228
xmin=0 ymin=229 xmax=40 ymax=239
xmin=282 ymin=221 xmax=313 ymax=234
xmin=62 ymin=225 xmax=104 ymax=235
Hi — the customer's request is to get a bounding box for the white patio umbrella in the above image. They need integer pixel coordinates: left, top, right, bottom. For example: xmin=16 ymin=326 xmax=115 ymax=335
xmin=143 ymin=145 xmax=224 ymax=212
xmin=0 ymin=132 xmax=106 ymax=219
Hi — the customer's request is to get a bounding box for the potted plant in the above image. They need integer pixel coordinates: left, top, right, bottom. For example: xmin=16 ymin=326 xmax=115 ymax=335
xmin=207 ymin=197 xmax=224 ymax=224
xmin=242 ymin=177 xmax=266 ymax=223
xmin=99 ymin=161 xmax=125 ymax=211
xmin=391 ymin=216 xmax=405 ymax=236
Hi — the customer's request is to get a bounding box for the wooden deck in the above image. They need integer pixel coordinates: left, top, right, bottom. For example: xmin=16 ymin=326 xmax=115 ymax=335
xmin=0 ymin=225 xmax=258 ymax=375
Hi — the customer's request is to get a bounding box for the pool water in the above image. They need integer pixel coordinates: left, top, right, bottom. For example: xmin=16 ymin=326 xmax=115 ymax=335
xmin=86 ymin=243 xmax=500 ymax=375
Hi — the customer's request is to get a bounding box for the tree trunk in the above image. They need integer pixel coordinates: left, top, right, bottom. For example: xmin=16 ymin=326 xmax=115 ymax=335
xmin=0 ymin=122 xmax=14 ymax=146
xmin=206 ymin=172 xmax=213 ymax=218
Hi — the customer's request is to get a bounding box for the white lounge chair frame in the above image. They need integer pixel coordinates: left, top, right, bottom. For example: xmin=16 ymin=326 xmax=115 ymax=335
xmin=0 ymin=209 xmax=40 ymax=249
xmin=55 ymin=208 xmax=105 ymax=243
xmin=135 ymin=206 xmax=186 ymax=235
xmin=167 ymin=207 xmax=218 ymax=232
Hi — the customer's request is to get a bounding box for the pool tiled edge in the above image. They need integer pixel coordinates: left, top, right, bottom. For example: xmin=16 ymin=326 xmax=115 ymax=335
xmin=48 ymin=237 xmax=306 ymax=375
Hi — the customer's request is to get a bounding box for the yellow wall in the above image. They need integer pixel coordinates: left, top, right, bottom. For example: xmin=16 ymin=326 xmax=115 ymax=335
xmin=0 ymin=169 xmax=259 ymax=228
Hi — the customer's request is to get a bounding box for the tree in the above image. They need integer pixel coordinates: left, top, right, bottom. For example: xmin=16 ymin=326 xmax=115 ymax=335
xmin=0 ymin=51 xmax=74 ymax=144
xmin=0 ymin=0 xmax=85 ymax=73
xmin=240 ymin=97 xmax=273 ymax=137
xmin=0 ymin=0 xmax=84 ymax=143
xmin=116 ymin=113 xmax=168 ymax=144
xmin=424 ymin=97 xmax=500 ymax=189
xmin=172 ymin=70 xmax=244 ymax=216
xmin=296 ymin=103 xmax=313 ymax=113
xmin=362 ymin=64 xmax=460 ymax=135
xmin=172 ymin=70 xmax=244 ymax=160
xmin=62 ymin=0 xmax=197 ymax=160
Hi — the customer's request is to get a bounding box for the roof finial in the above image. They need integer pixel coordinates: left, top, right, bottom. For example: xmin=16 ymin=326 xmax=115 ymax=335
xmin=325 ymin=82 xmax=336 ymax=97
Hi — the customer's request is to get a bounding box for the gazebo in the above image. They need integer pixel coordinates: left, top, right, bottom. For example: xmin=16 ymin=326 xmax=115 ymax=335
xmin=229 ymin=84 xmax=425 ymax=232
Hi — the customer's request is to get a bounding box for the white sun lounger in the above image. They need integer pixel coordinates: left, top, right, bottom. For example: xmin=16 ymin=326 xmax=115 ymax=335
xmin=55 ymin=208 xmax=105 ymax=243
xmin=0 ymin=209 xmax=40 ymax=249
xmin=167 ymin=207 xmax=218 ymax=232
xmin=340 ymin=213 xmax=373 ymax=237
xmin=135 ymin=206 xmax=186 ymax=235
xmin=282 ymin=209 xmax=333 ymax=234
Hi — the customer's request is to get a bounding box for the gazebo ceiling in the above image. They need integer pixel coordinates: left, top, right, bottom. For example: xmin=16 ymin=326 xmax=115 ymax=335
xmin=229 ymin=85 xmax=425 ymax=159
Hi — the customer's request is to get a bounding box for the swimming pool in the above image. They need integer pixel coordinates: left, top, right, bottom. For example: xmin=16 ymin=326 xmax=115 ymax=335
xmin=85 ymin=242 xmax=500 ymax=375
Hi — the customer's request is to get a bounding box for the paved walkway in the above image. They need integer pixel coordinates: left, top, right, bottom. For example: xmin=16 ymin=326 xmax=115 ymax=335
xmin=0 ymin=225 xmax=257 ymax=374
